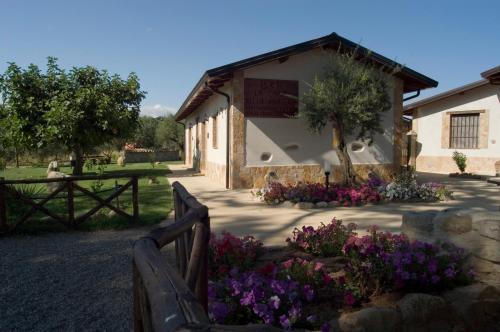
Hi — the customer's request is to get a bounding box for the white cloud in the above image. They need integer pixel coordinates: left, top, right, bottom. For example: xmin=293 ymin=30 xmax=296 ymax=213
xmin=140 ymin=104 xmax=177 ymax=117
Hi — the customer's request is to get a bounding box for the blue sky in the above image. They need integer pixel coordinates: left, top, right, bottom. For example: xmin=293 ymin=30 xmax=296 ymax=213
xmin=1 ymin=0 xmax=499 ymax=116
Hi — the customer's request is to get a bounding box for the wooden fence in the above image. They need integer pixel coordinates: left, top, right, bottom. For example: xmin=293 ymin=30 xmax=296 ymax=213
xmin=133 ymin=181 xmax=210 ymax=331
xmin=0 ymin=174 xmax=139 ymax=232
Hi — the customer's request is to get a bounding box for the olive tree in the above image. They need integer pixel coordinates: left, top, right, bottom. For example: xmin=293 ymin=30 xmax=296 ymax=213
xmin=0 ymin=57 xmax=145 ymax=174
xmin=300 ymin=51 xmax=393 ymax=186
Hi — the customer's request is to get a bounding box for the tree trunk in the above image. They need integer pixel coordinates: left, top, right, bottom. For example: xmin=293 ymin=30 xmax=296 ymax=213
xmin=14 ymin=146 xmax=19 ymax=168
xmin=333 ymin=124 xmax=356 ymax=186
xmin=73 ymin=145 xmax=84 ymax=175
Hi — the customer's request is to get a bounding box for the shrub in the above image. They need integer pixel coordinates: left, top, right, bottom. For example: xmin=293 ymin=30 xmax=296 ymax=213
xmin=343 ymin=226 xmax=474 ymax=299
xmin=452 ymin=151 xmax=467 ymax=173
xmin=256 ymin=182 xmax=382 ymax=206
xmin=208 ymin=231 xmax=263 ymax=279
xmin=382 ymin=168 xmax=452 ymax=201
xmin=287 ymin=219 xmax=357 ymax=257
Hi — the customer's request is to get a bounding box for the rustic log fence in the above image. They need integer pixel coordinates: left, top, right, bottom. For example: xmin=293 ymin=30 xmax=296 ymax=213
xmin=0 ymin=174 xmax=139 ymax=232
xmin=133 ymin=181 xmax=211 ymax=331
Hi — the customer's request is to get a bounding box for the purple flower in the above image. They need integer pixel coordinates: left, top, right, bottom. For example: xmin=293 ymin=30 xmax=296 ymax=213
xmin=270 ymin=279 xmax=286 ymax=295
xmin=431 ymin=275 xmax=440 ymax=284
xmin=240 ymin=290 xmax=256 ymax=306
xmin=229 ymin=279 xmax=242 ymax=296
xmin=428 ymin=259 xmax=438 ymax=273
xmin=208 ymin=282 xmax=216 ymax=300
xmin=415 ymin=252 xmax=426 ymax=264
xmin=303 ymin=284 xmax=314 ymax=302
xmin=268 ymin=295 xmax=281 ymax=310
xmin=444 ymin=267 xmax=456 ymax=278
xmin=288 ymin=305 xmax=301 ymax=320
xmin=209 ymin=301 xmax=229 ymax=322
xmin=279 ymin=314 xmax=291 ymax=330
xmin=321 ymin=321 xmax=331 ymax=332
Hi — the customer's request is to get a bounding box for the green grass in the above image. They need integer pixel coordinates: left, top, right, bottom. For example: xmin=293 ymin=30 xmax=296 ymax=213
xmin=1 ymin=162 xmax=174 ymax=234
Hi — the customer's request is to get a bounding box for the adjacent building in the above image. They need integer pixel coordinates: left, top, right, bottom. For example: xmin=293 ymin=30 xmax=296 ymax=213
xmin=404 ymin=66 xmax=500 ymax=175
xmin=175 ymin=33 xmax=437 ymax=189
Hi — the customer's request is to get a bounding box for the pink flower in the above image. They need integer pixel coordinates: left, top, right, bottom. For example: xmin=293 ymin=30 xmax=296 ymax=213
xmin=323 ymin=274 xmax=332 ymax=285
xmin=344 ymin=292 xmax=356 ymax=306
xmin=282 ymin=259 xmax=294 ymax=269
xmin=314 ymin=262 xmax=325 ymax=271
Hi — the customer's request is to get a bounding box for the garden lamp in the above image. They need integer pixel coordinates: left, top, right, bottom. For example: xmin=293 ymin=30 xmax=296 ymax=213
xmin=324 ymin=160 xmax=331 ymax=190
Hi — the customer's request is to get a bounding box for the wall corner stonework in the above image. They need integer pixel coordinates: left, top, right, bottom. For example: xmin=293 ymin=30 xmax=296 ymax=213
xmin=229 ymin=70 xmax=246 ymax=189
xmin=479 ymin=109 xmax=489 ymax=149
xmin=441 ymin=112 xmax=450 ymax=149
xmin=393 ymin=78 xmax=404 ymax=169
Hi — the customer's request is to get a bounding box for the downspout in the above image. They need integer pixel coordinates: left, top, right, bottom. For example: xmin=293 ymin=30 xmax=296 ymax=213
xmin=205 ymin=82 xmax=231 ymax=189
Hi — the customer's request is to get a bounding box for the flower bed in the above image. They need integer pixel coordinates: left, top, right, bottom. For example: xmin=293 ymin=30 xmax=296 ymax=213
xmin=254 ymin=170 xmax=452 ymax=206
xmin=207 ymin=219 xmax=473 ymax=331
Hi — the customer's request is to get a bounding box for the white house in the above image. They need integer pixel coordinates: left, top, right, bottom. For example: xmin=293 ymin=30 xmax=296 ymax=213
xmin=404 ymin=66 xmax=500 ymax=175
xmin=175 ymin=33 xmax=437 ymax=189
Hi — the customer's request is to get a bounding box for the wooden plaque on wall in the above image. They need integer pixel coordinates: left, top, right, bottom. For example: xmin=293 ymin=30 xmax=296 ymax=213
xmin=244 ymin=78 xmax=298 ymax=117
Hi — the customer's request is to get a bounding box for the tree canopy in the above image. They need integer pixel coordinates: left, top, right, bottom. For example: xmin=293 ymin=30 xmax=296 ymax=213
xmin=155 ymin=114 xmax=184 ymax=153
xmin=300 ymin=51 xmax=394 ymax=185
xmin=132 ymin=114 xmax=184 ymax=155
xmin=0 ymin=57 xmax=145 ymax=174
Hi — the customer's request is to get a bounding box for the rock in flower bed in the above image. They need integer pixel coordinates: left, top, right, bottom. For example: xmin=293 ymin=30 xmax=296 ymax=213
xmin=207 ymin=219 xmax=485 ymax=331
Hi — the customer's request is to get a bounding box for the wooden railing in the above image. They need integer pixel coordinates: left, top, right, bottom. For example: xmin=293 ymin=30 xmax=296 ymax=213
xmin=133 ymin=181 xmax=210 ymax=331
xmin=0 ymin=174 xmax=139 ymax=232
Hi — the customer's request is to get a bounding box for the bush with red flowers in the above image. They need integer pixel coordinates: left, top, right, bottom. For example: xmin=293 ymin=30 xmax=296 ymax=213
xmin=208 ymin=231 xmax=263 ymax=279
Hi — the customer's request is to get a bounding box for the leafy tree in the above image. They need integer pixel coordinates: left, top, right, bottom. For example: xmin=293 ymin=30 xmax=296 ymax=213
xmin=0 ymin=57 xmax=146 ymax=175
xmin=300 ymin=51 xmax=393 ymax=186
xmin=134 ymin=116 xmax=160 ymax=148
xmin=156 ymin=114 xmax=184 ymax=153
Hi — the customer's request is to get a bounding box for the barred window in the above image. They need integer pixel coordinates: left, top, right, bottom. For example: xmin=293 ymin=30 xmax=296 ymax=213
xmin=450 ymin=113 xmax=479 ymax=149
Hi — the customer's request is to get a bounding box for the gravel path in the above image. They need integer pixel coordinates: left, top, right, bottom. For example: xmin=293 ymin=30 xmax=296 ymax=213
xmin=0 ymin=226 xmax=173 ymax=331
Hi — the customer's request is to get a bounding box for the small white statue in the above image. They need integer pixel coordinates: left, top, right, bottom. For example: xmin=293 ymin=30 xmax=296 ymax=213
xmin=117 ymin=154 xmax=126 ymax=167
xmin=46 ymin=171 xmax=67 ymax=192
xmin=46 ymin=160 xmax=59 ymax=174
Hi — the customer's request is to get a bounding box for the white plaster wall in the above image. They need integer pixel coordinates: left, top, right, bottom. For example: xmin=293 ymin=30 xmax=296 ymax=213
xmin=244 ymin=48 xmax=395 ymax=167
xmin=184 ymin=86 xmax=230 ymax=166
xmin=416 ymin=84 xmax=500 ymax=157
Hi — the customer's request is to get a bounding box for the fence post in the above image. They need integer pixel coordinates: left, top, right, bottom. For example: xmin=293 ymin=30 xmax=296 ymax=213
xmin=132 ymin=176 xmax=139 ymax=221
xmin=0 ymin=177 xmax=7 ymax=230
xmin=67 ymin=181 xmax=75 ymax=227
xmin=196 ymin=214 xmax=210 ymax=314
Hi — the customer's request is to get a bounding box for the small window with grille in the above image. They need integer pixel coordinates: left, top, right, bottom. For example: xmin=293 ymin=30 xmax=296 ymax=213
xmin=450 ymin=113 xmax=479 ymax=149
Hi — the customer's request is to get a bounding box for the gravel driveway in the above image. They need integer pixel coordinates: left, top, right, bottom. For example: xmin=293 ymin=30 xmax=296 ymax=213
xmin=0 ymin=226 xmax=172 ymax=331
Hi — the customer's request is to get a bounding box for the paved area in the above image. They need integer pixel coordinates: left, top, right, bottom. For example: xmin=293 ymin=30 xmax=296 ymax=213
xmin=167 ymin=165 xmax=500 ymax=246
xmin=0 ymin=224 xmax=174 ymax=331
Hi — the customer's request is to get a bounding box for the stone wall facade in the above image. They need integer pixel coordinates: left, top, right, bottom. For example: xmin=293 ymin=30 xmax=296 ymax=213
xmin=416 ymin=155 xmax=500 ymax=174
xmin=238 ymin=164 xmax=396 ymax=189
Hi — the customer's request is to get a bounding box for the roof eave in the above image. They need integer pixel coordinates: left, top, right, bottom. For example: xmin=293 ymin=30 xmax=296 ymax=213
xmin=176 ymin=32 xmax=438 ymax=121
xmin=403 ymin=79 xmax=489 ymax=114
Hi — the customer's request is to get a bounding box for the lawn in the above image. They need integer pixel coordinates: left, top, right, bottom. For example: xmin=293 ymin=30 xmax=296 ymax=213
xmin=1 ymin=162 xmax=175 ymax=233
